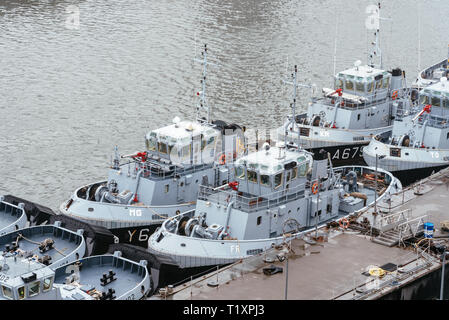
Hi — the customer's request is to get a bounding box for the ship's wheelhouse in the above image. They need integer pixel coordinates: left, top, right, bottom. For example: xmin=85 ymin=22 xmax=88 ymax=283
xmin=145 ymin=120 xmax=221 ymax=166
xmin=419 ymin=86 xmax=449 ymax=117
xmin=333 ymin=65 xmax=391 ymax=102
xmin=232 ymin=146 xmax=312 ymax=197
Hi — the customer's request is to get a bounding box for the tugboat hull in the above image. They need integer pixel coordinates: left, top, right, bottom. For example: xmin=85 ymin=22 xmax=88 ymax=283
xmin=308 ymin=143 xmax=368 ymax=166
xmin=363 ymin=139 xmax=449 ymax=185
xmin=111 ymin=224 xmax=161 ymax=247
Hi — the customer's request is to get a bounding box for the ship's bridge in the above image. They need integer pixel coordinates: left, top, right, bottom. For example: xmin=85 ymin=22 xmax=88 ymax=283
xmin=232 ymin=145 xmax=313 ymax=197
xmin=388 ymin=78 xmax=449 ymax=149
xmin=0 ymin=255 xmax=55 ymax=300
xmin=418 ymin=79 xmax=449 ymax=121
xmin=295 ymin=63 xmax=396 ymax=130
xmin=145 ymin=119 xmax=221 ymax=166
xmin=332 ymin=64 xmax=391 ymax=103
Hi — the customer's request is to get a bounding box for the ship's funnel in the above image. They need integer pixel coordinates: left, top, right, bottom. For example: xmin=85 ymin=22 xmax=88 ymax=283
xmin=390 ymin=68 xmax=403 ymax=91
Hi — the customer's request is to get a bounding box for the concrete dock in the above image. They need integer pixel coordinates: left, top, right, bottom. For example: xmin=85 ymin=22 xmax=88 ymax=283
xmin=154 ymin=168 xmax=449 ymax=300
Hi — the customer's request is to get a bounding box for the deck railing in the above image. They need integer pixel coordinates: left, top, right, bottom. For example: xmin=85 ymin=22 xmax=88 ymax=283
xmin=198 ymin=183 xmax=308 ymax=213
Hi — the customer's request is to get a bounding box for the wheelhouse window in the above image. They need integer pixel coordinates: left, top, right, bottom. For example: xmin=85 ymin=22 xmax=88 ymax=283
xmin=274 ymin=173 xmax=283 ymax=189
xmin=28 ymin=281 xmax=40 ymax=297
xmin=17 ymin=286 xmax=25 ymax=300
xmin=235 ymin=166 xmax=245 ymax=179
xmin=345 ymin=76 xmax=354 ymax=91
xmin=367 ymin=77 xmax=374 ymax=93
xmin=247 ymin=170 xmax=258 ymax=183
xmin=2 ymin=286 xmax=13 ymax=300
xmin=432 ymin=95 xmax=441 ymax=107
xmin=146 ymin=137 xmax=157 ymax=151
xmin=206 ymin=137 xmax=215 ymax=148
xmin=335 ymin=78 xmax=343 ymax=89
xmin=201 ymin=139 xmax=206 ymax=150
xmin=158 ymin=142 xmax=168 ymax=154
xmin=383 ymin=77 xmax=390 ymax=89
xmin=260 ymin=174 xmax=271 ymax=187
xmin=356 ymin=77 xmax=365 ymax=92
xmin=291 ymin=167 xmax=298 ymax=180
xmin=299 ymin=162 xmax=309 ymax=176
xmin=43 ymin=277 xmax=53 ymax=292
xmin=376 ymin=79 xmax=383 ymax=90
xmin=420 ymin=95 xmax=430 ymax=105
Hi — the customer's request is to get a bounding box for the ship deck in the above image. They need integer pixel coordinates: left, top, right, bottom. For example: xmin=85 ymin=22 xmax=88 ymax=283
xmin=157 ymin=167 xmax=449 ymax=300
xmin=0 ymin=227 xmax=81 ymax=264
xmin=0 ymin=203 xmax=23 ymax=230
xmin=55 ymin=256 xmax=146 ymax=298
xmin=0 ymin=212 xmax=21 ymax=230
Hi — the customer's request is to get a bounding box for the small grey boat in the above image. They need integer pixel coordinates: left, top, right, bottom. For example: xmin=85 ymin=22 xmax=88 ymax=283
xmin=0 ymin=196 xmax=27 ymax=237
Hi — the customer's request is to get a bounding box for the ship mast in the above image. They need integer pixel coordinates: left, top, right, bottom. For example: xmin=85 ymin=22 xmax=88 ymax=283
xmin=283 ymin=65 xmax=313 ymax=148
xmin=194 ymin=44 xmax=215 ymax=124
xmin=368 ymin=2 xmax=384 ymax=69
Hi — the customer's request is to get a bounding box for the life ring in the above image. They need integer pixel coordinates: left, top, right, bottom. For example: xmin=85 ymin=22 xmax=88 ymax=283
xmin=219 ymin=154 xmax=226 ymax=165
xmin=311 ymin=182 xmax=319 ymax=195
xmin=339 ymin=218 xmax=349 ymax=229
xmin=392 ymin=90 xmax=398 ymax=100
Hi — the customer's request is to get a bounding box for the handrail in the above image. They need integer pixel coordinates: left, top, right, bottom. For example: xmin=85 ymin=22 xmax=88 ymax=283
xmin=119 ymin=159 xmax=215 ymax=181
xmin=198 ymin=182 xmax=309 ymax=213
xmin=315 ymin=87 xmax=392 ymax=110
xmin=373 ymin=209 xmax=412 ymax=232
xmin=397 ymin=215 xmax=427 ymax=247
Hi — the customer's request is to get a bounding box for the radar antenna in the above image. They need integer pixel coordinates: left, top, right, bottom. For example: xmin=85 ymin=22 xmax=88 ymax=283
xmin=194 ymin=44 xmax=218 ymax=124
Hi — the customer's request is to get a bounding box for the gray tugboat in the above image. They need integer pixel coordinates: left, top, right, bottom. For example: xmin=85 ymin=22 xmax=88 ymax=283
xmin=146 ymin=66 xmax=402 ymax=289
xmin=276 ymin=3 xmax=412 ymax=166
xmin=60 ymin=45 xmax=245 ymax=247
xmin=0 ymin=197 xmax=27 ymax=237
xmin=363 ymin=77 xmax=449 ymax=184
